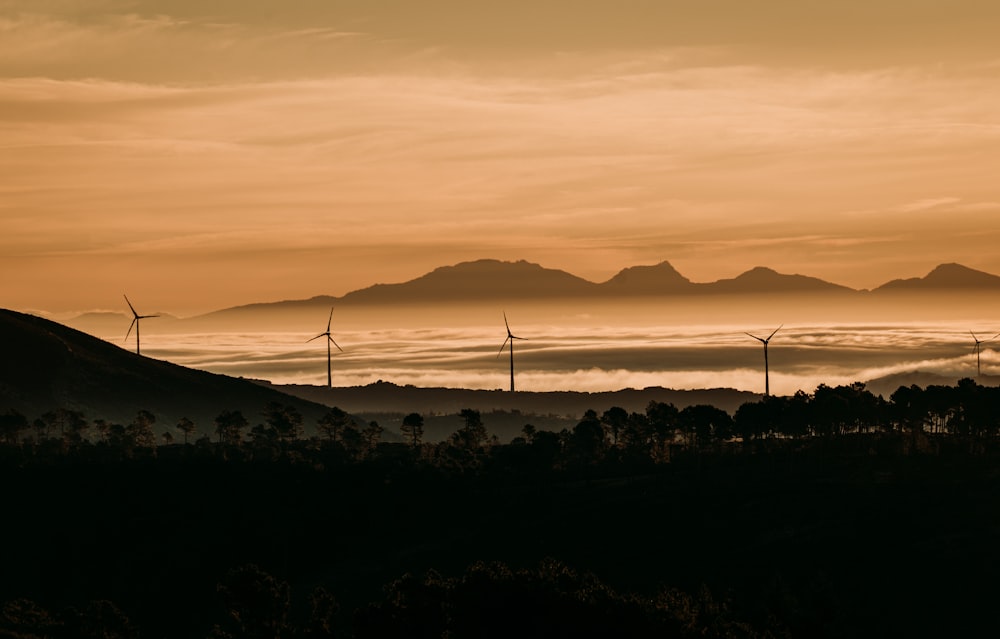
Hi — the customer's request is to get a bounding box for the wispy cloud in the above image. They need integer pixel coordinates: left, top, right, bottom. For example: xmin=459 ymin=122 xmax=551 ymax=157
xmin=895 ymin=197 xmax=963 ymax=213
xmin=5 ymin=3 xmax=1000 ymax=311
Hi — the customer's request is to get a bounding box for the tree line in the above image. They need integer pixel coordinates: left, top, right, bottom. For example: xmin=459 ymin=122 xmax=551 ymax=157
xmin=3 ymin=380 xmax=999 ymax=468
xmin=4 ymin=381 xmax=1000 ymax=638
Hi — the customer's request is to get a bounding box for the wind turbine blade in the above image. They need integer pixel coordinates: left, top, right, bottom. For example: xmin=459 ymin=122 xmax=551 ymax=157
xmin=329 ymin=336 xmax=343 ymax=352
xmin=503 ymin=312 xmax=511 ymax=334
xmin=327 ymin=307 xmax=334 ymax=332
xmin=745 ymin=332 xmax=765 ymax=342
xmin=307 ymin=333 xmax=326 ymax=343
xmin=497 ymin=336 xmax=511 ymax=358
xmin=767 ymin=325 xmax=783 ymax=341
xmin=971 ymin=331 xmax=980 ymax=342
xmin=123 ymin=294 xmax=138 ymax=317
xmin=124 ymin=318 xmax=137 ymax=342
xmin=986 ymin=332 xmax=1000 ymax=343
xmin=139 ymin=314 xmax=160 ymax=319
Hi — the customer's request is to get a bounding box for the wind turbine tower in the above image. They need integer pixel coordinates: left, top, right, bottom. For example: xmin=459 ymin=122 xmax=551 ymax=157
xmin=308 ymin=307 xmax=343 ymax=388
xmin=497 ymin=312 xmax=526 ymax=392
xmin=123 ymin=294 xmax=159 ymax=355
xmin=970 ymin=331 xmax=999 ymax=377
xmin=745 ymin=325 xmax=782 ymax=396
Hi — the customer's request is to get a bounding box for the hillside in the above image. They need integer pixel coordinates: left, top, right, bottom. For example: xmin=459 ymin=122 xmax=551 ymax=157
xmin=0 ymin=309 xmax=334 ymax=437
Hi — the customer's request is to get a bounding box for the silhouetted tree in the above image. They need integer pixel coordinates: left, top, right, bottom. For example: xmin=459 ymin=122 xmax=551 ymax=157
xmin=356 ymin=559 xmax=763 ymax=639
xmin=735 ymin=401 xmax=769 ymax=446
xmin=57 ymin=409 xmax=89 ymax=446
xmin=318 ymin=407 xmax=351 ymax=442
xmin=401 ymin=412 xmax=425 ymax=448
xmin=215 ymin=410 xmax=249 ymax=445
xmin=1 ymin=598 xmax=57 ymax=636
xmin=646 ymin=401 xmax=680 ymax=448
xmin=340 ymin=424 xmax=365 ymax=459
xmin=601 ymin=406 xmax=629 ymax=447
xmin=93 ymin=418 xmax=111 ymax=443
xmin=528 ymin=429 xmax=562 ymax=470
xmin=127 ymin=410 xmax=157 ymax=448
xmin=304 ymin=586 xmax=339 ymax=639
xmin=778 ymin=390 xmax=812 ymax=439
xmin=264 ymin=402 xmax=304 ymax=441
xmin=175 ymin=416 xmax=196 ymax=444
xmin=362 ymin=420 xmax=383 ymax=452
xmin=216 ymin=564 xmax=292 ymax=639
xmin=890 ymin=385 xmax=927 ymax=435
xmin=679 ymin=404 xmax=733 ymax=448
xmin=451 ymin=409 xmax=488 ymax=450
xmin=61 ymin=600 xmax=137 ymax=639
xmin=521 ymin=423 xmax=536 ymax=442
xmin=566 ymin=409 xmax=608 ymax=465
xmin=355 ymin=570 xmax=449 ymax=639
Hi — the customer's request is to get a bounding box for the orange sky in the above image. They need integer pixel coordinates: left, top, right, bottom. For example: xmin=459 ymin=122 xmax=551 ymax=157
xmin=3 ymin=1 xmax=1000 ymax=315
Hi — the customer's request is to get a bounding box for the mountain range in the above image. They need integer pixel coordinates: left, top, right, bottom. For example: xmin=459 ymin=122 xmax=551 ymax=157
xmin=191 ymin=259 xmax=1000 ymax=313
xmin=60 ymin=259 xmax=1000 ymax=335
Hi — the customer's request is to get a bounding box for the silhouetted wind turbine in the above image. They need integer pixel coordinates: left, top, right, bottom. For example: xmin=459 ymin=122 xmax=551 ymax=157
xmin=745 ymin=325 xmax=782 ymax=396
xmin=123 ymin=294 xmax=159 ymax=356
xmin=497 ymin=312 xmax=526 ymax=392
xmin=308 ymin=307 xmax=342 ymax=388
xmin=970 ymin=331 xmax=999 ymax=377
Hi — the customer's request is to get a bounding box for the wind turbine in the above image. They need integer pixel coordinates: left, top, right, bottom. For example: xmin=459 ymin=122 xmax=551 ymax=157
xmin=123 ymin=295 xmax=159 ymax=355
xmin=497 ymin=312 xmax=526 ymax=392
xmin=970 ymin=331 xmax=999 ymax=377
xmin=308 ymin=307 xmax=342 ymax=388
xmin=745 ymin=325 xmax=782 ymax=396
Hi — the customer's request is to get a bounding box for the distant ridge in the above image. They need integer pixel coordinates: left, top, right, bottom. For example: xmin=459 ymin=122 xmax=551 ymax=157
xmin=185 ymin=258 xmax=864 ymax=320
xmin=341 ymin=259 xmax=597 ymax=303
xmin=600 ymin=260 xmax=693 ymax=295
xmin=89 ymin=259 xmax=1000 ymax=326
xmin=874 ymin=263 xmax=1000 ymax=293
xmin=0 ymin=309 xmax=333 ymax=436
xmin=703 ymin=266 xmax=855 ymax=294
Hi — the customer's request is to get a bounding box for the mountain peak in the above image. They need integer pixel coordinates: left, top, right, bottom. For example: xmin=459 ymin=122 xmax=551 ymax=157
xmin=925 ymin=263 xmax=997 ymax=284
xmin=737 ymin=266 xmax=780 ymax=279
xmin=876 ymin=262 xmax=1000 ymax=292
xmin=708 ymin=266 xmax=850 ymax=294
xmin=601 ymin=260 xmax=692 ymax=294
xmin=342 ymin=258 xmax=595 ymax=303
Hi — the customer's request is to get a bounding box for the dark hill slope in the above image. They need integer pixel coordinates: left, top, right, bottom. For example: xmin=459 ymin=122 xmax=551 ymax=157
xmin=0 ymin=309 xmax=333 ymax=437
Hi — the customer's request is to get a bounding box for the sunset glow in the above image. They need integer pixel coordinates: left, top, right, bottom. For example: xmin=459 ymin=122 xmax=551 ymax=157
xmin=4 ymin=1 xmax=1000 ymax=316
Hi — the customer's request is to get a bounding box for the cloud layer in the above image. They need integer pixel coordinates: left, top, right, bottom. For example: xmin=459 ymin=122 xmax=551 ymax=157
xmin=95 ymin=322 xmax=996 ymax=396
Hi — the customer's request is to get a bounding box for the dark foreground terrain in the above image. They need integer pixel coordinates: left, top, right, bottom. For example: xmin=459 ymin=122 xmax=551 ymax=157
xmin=3 ymin=435 xmax=1000 ymax=638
